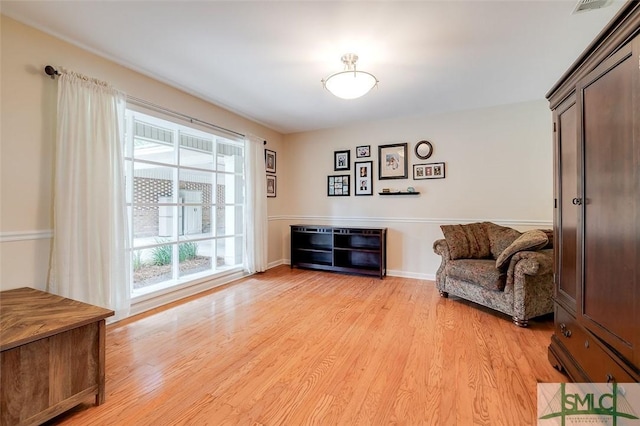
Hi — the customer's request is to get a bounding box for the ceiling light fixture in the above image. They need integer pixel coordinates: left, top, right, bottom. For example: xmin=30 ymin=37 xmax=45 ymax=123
xmin=322 ymin=53 xmax=378 ymax=100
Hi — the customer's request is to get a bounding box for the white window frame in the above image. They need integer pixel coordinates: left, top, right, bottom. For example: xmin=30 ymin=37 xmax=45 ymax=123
xmin=124 ymin=109 xmax=245 ymax=299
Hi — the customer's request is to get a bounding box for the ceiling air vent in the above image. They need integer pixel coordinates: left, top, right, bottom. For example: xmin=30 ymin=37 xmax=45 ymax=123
xmin=572 ymin=0 xmax=614 ymax=14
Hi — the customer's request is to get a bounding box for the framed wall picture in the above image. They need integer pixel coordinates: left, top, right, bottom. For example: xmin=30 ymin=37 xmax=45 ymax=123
xmin=334 ymin=150 xmax=350 ymax=171
xmin=266 ymin=175 xmax=277 ymax=197
xmin=354 ymin=161 xmax=373 ymax=196
xmin=265 ymin=149 xmax=276 ymax=173
xmin=356 ymin=145 xmax=371 ymax=158
xmin=414 ymin=140 xmax=433 ymax=160
xmin=378 ymin=143 xmax=408 ymax=179
xmin=327 ymin=175 xmax=350 ymax=196
xmin=413 ymin=162 xmax=445 ymax=180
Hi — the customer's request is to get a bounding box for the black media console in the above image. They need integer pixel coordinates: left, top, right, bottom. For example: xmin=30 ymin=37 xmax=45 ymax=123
xmin=290 ymin=225 xmax=387 ymax=279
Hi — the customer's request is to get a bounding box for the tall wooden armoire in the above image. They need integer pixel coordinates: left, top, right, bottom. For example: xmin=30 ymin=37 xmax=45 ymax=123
xmin=547 ymin=1 xmax=639 ymax=382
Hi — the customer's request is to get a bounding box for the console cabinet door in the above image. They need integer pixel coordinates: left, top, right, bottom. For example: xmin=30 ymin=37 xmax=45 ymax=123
xmin=577 ymin=36 xmax=639 ymax=368
xmin=553 ymin=95 xmax=579 ymax=313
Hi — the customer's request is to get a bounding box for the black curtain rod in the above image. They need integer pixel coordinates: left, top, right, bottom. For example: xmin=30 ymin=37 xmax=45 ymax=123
xmin=43 ymin=65 xmax=266 ymax=144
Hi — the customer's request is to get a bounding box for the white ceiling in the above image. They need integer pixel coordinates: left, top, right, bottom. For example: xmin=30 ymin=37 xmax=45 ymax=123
xmin=2 ymin=1 xmax=625 ymax=134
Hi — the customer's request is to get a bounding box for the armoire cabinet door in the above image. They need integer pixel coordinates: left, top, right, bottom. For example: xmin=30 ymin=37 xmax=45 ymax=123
xmin=577 ymin=36 xmax=639 ymax=367
xmin=553 ymin=95 xmax=578 ymax=312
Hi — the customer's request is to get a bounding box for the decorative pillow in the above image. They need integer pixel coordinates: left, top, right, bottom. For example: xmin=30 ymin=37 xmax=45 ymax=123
xmin=495 ymin=229 xmax=549 ymax=269
xmin=440 ymin=222 xmax=491 ymax=260
xmin=540 ymin=229 xmax=554 ymax=249
xmin=484 ymin=222 xmax=522 ymax=260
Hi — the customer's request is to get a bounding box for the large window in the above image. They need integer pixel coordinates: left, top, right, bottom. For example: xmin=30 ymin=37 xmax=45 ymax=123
xmin=124 ymin=110 xmax=244 ymax=295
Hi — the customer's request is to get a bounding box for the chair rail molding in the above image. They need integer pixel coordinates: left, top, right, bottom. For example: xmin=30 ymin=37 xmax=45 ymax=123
xmin=270 ymin=215 xmax=552 ymax=228
xmin=0 ymin=230 xmax=53 ymax=243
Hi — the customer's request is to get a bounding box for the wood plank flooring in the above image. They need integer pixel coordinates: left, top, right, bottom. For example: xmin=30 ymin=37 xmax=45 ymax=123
xmin=45 ymin=266 xmax=566 ymax=425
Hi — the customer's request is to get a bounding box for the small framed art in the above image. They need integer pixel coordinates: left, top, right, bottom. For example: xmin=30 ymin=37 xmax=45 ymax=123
xmin=266 ymin=175 xmax=277 ymax=197
xmin=354 ymin=161 xmax=373 ymax=196
xmin=328 ymin=175 xmax=350 ymax=196
xmin=413 ymin=162 xmax=445 ymax=180
xmin=334 ymin=150 xmax=350 ymax=171
xmin=414 ymin=140 xmax=433 ymax=160
xmin=265 ymin=149 xmax=276 ymax=173
xmin=378 ymin=143 xmax=408 ymax=179
xmin=356 ymin=145 xmax=371 ymax=158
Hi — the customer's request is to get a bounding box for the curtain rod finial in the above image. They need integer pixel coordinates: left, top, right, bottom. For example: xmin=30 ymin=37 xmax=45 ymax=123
xmin=44 ymin=65 xmax=59 ymax=79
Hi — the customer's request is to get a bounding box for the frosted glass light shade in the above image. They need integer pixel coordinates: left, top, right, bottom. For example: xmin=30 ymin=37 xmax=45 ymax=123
xmin=322 ymin=53 xmax=378 ymax=100
xmin=323 ymin=70 xmax=378 ymax=100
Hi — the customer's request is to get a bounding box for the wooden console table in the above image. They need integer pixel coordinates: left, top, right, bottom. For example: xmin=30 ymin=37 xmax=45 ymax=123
xmin=0 ymin=288 xmax=114 ymax=426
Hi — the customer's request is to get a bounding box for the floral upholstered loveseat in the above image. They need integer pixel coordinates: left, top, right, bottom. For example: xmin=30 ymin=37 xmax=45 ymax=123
xmin=433 ymin=222 xmax=553 ymax=327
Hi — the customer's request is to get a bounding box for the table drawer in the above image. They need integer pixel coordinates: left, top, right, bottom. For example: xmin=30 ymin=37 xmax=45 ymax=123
xmin=555 ymin=305 xmax=636 ymax=383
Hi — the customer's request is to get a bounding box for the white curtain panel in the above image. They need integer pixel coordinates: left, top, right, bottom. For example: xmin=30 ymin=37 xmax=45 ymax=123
xmin=244 ymin=134 xmax=268 ymax=273
xmin=49 ymin=70 xmax=130 ymax=320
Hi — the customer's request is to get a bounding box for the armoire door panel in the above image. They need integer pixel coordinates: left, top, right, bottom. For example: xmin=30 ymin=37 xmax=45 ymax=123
xmin=555 ymin=98 xmax=578 ymax=311
xmin=634 ymin=36 xmax=640 ymax=369
xmin=579 ymin=42 xmax=637 ymax=361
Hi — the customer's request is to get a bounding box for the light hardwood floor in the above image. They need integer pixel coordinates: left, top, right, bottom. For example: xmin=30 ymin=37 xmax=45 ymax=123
xmin=46 ymin=266 xmax=566 ymax=425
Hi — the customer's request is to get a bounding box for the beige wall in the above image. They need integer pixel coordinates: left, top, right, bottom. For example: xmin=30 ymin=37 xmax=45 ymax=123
xmin=0 ymin=16 xmax=285 ymax=290
xmin=280 ymin=100 xmax=553 ymax=278
xmin=0 ymin=15 xmax=553 ymax=291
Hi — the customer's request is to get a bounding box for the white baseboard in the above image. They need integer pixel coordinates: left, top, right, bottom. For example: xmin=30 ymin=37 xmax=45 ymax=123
xmin=267 ymin=259 xmax=286 ymax=269
xmin=387 ymin=270 xmax=436 ymax=281
xmin=277 ymin=258 xmax=435 ymax=281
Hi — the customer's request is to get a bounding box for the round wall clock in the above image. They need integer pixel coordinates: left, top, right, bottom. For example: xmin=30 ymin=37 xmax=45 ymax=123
xmin=415 ymin=140 xmax=433 ymax=160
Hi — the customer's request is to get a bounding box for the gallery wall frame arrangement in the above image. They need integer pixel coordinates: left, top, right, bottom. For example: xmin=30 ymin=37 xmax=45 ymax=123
xmin=378 ymin=143 xmax=408 ymax=180
xmin=354 ymin=161 xmax=373 ymax=196
xmin=328 ymin=175 xmax=350 ymax=196
xmin=266 ymin=175 xmax=277 ymax=197
xmin=265 ymin=149 xmax=276 ymax=173
xmin=413 ymin=162 xmax=445 ymax=180
xmin=356 ymin=145 xmax=371 ymax=158
xmin=334 ymin=150 xmax=350 ymax=171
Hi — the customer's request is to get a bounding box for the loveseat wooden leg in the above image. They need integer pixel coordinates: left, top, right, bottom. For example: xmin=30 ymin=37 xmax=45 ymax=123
xmin=439 ymin=290 xmax=448 ymax=298
xmin=512 ymin=317 xmax=528 ymax=327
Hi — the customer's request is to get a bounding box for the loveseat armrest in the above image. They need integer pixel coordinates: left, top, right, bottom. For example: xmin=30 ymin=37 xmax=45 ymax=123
xmin=506 ymin=248 xmax=554 ymax=324
xmin=433 ymin=239 xmax=451 ymax=293
xmin=433 ymin=238 xmax=450 ymax=260
xmin=506 ymin=249 xmax=553 ymax=280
